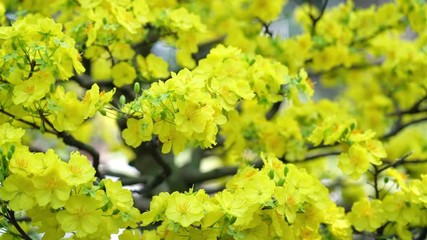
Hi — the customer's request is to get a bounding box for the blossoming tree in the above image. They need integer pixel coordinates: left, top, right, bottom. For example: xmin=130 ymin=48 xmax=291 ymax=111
xmin=0 ymin=0 xmax=426 ymax=239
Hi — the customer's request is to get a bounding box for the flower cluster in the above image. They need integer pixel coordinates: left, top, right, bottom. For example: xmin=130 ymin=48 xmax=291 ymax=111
xmin=0 ymin=16 xmax=84 ymax=105
xmin=347 ymin=174 xmax=427 ymax=239
xmin=121 ymin=45 xmax=311 ymax=154
xmin=0 ymin=123 xmax=141 ymax=239
xmin=309 ymin=116 xmax=387 ymax=179
xmin=0 ymin=16 xmax=115 ymax=132
xmin=139 ymin=154 xmax=351 ymax=239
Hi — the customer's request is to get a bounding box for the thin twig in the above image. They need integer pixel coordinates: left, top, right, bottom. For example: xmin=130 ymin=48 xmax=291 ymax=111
xmin=265 ymin=101 xmax=282 ymax=120
xmin=6 ymin=210 xmax=32 ymax=240
xmin=371 ymin=165 xmax=381 ymax=199
xmin=388 ymin=95 xmax=427 ymax=116
xmin=256 ymin=18 xmax=273 ymax=37
xmin=186 ymin=150 xmax=340 ymax=185
xmin=369 ymin=152 xmax=414 ymax=202
xmin=0 ymin=108 xmax=103 ymax=179
xmin=304 ymin=151 xmax=341 ymax=161
xmin=184 ymin=166 xmax=238 ymax=184
xmin=380 ymin=117 xmax=427 ymax=140
xmin=309 ymin=0 xmax=329 ymax=35
xmin=378 ymin=151 xmax=413 ymax=173
xmin=60 ymin=131 xmax=102 ymax=179
xmin=0 ymin=109 xmax=56 ymax=135
xmin=40 ymin=117 xmax=103 ymax=179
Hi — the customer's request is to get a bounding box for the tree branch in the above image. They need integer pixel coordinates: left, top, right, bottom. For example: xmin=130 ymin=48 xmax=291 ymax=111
xmin=139 ymin=142 xmax=172 ymax=195
xmin=265 ymin=101 xmax=282 ymax=120
xmin=304 ymin=151 xmax=341 ymax=161
xmin=309 ymin=0 xmax=329 ymax=35
xmin=380 ymin=117 xmax=427 ymax=140
xmin=256 ymin=18 xmax=273 ymax=37
xmin=370 ymin=165 xmax=381 ymax=200
xmin=39 ymin=117 xmax=103 ymax=179
xmin=184 ymin=166 xmax=238 ymax=184
xmin=58 ymin=131 xmax=103 ymax=179
xmin=0 ymin=108 xmax=104 ymax=179
xmin=416 ymin=227 xmax=427 ymax=240
xmin=377 ymin=152 xmax=425 ymax=173
xmin=6 ymin=210 xmax=32 ymax=240
xmin=369 ymin=152 xmax=414 ymax=202
xmin=0 ymin=109 xmax=56 ymax=135
xmin=186 ymin=150 xmax=340 ymax=185
xmin=388 ymin=95 xmax=427 ymax=116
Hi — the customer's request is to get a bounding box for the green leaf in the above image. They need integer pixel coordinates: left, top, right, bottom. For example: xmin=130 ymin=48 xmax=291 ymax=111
xmin=268 ymin=169 xmax=275 ymax=179
xmin=284 ymin=166 xmax=289 ymax=177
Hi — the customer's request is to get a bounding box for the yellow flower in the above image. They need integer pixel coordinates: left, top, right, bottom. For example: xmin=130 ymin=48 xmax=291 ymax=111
xmin=113 ymin=6 xmax=141 ymax=34
xmin=175 ymin=100 xmax=213 ymax=137
xmin=274 ymin=185 xmax=302 ymax=223
xmin=176 ymin=47 xmax=196 ymax=68
xmin=58 ymin=152 xmax=96 ymax=186
xmin=48 ymin=86 xmax=87 ymax=131
xmin=27 ymin=207 xmax=65 ymax=240
xmin=32 ymin=168 xmax=71 ymax=208
xmin=158 ymin=128 xmax=186 ymax=154
xmin=0 ymin=123 xmax=25 ymax=146
xmin=248 ymin=56 xmax=289 ymax=103
xmin=348 ymin=129 xmax=376 ymax=143
xmin=165 ymin=192 xmax=204 ymax=227
xmin=141 ymin=192 xmax=170 ymax=226
xmin=109 ymin=43 xmax=135 ymax=61
xmin=82 ymin=84 xmax=115 ymax=118
xmin=12 ymin=70 xmax=55 ymax=106
xmin=112 ymin=62 xmax=137 ymax=87
xmin=248 ymin=0 xmax=287 ymax=22
xmin=8 ymin=148 xmax=38 ymax=177
xmin=104 ymin=179 xmax=134 ymax=212
xmin=385 ymin=168 xmax=407 ymax=187
xmin=244 ymin=173 xmax=276 ymax=204
xmin=0 ymin=174 xmax=35 ymax=211
xmin=364 ymin=139 xmax=387 ymax=159
xmin=31 ymin=149 xmax=60 ymax=176
xmin=383 ymin=192 xmax=420 ymax=224
xmin=137 ymin=54 xmax=169 ymax=80
xmin=122 ymin=117 xmax=153 ymax=148
xmin=338 ymin=144 xmax=372 ymax=179
xmin=347 ymin=198 xmax=385 ymax=232
xmin=311 ymin=45 xmax=350 ymax=71
xmin=0 ymin=3 xmax=5 ymax=25
xmin=405 ymin=175 xmax=427 ymax=207
xmin=215 ymin=189 xmax=249 ymax=218
xmin=167 ymin=8 xmax=206 ymax=32
xmin=56 ymin=195 xmax=103 ymax=238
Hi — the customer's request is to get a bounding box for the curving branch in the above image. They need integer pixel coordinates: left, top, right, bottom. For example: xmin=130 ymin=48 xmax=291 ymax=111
xmin=380 ymin=116 xmax=427 ymax=140
xmin=369 ymin=152 xmax=413 ymax=201
xmin=377 ymin=152 xmax=427 ymax=173
xmin=0 ymin=108 xmax=56 ymax=135
xmin=58 ymin=131 xmax=103 ymax=179
xmin=5 ymin=210 xmax=32 ymax=240
xmin=388 ymin=95 xmax=427 ymax=116
xmin=185 ymin=150 xmax=340 ymax=185
xmin=184 ymin=166 xmax=238 ymax=184
xmin=300 ymin=150 xmax=341 ymax=161
xmin=139 ymin=142 xmax=172 ymax=195
xmin=308 ymin=0 xmax=329 ymax=35
xmin=256 ymin=18 xmax=273 ymax=37
xmin=0 ymin=108 xmax=104 ymax=179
